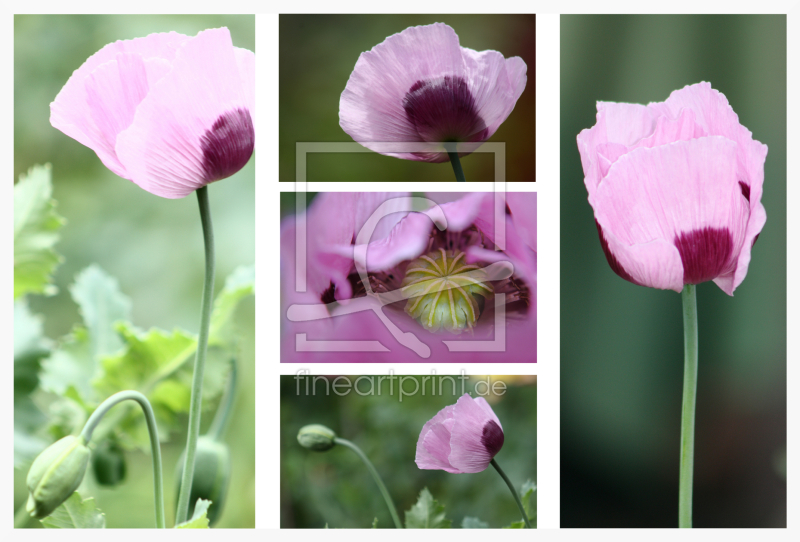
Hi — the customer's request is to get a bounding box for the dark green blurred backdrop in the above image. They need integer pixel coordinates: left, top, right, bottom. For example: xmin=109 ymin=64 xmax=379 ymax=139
xmin=560 ymin=15 xmax=786 ymax=527
xmin=14 ymin=15 xmax=255 ymax=527
xmin=281 ymin=375 xmax=536 ymax=528
xmin=279 ymin=14 xmax=535 ymax=183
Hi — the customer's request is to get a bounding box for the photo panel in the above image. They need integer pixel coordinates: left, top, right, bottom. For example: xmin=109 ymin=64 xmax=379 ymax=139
xmin=281 ymin=373 xmax=537 ymax=528
xmin=560 ymin=14 xmax=787 ymax=528
xmin=13 ymin=15 xmax=256 ymax=528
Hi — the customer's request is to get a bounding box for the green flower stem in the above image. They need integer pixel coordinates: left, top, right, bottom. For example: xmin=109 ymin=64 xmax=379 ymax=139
xmin=490 ymin=458 xmax=532 ymax=528
xmin=80 ymin=390 xmax=164 ymax=529
xmin=176 ymin=186 xmax=216 ymax=525
xmin=679 ymin=284 xmax=699 ymax=528
xmin=447 ymin=149 xmax=466 ymax=183
xmin=208 ymin=358 xmax=237 ymax=441
xmin=333 ymin=437 xmax=402 ymax=529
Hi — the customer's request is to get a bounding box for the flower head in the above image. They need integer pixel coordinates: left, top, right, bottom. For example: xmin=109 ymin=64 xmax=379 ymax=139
xmin=416 ymin=394 xmax=504 ymax=473
xmin=51 ymin=27 xmax=255 ymax=199
xmin=577 ymin=82 xmax=767 ymax=295
xmin=26 ymin=435 xmax=90 ymax=518
xmin=339 ymin=23 xmax=526 ymax=162
xmin=280 ymin=192 xmax=536 ymax=362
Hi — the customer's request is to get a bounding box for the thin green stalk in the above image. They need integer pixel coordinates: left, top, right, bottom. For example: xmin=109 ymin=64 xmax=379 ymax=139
xmin=334 ymin=437 xmax=402 ymax=529
xmin=679 ymin=284 xmax=699 ymax=528
xmin=490 ymin=458 xmax=532 ymax=528
xmin=447 ymin=150 xmax=466 ymax=183
xmin=80 ymin=390 xmax=164 ymax=529
xmin=208 ymin=358 xmax=237 ymax=441
xmin=175 ymin=186 xmax=216 ymax=525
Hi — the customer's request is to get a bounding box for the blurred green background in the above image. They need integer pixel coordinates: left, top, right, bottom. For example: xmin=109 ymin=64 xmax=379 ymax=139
xmin=281 ymin=375 xmax=536 ymax=528
xmin=560 ymin=15 xmax=786 ymax=527
xmin=14 ymin=15 xmax=255 ymax=527
xmin=279 ymin=14 xmax=535 ymax=183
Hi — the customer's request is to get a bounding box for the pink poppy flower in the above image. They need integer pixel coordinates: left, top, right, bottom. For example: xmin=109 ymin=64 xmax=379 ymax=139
xmin=577 ymin=82 xmax=767 ymax=295
xmin=339 ymin=23 xmax=527 ymax=163
xmin=280 ymin=192 xmax=536 ymax=362
xmin=415 ymin=394 xmax=504 ymax=473
xmin=50 ymin=27 xmax=255 ymax=199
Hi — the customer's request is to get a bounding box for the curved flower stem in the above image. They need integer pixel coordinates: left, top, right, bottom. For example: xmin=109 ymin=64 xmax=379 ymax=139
xmin=679 ymin=284 xmax=698 ymax=528
xmin=176 ymin=186 xmax=216 ymax=525
xmin=333 ymin=437 xmax=402 ymax=528
xmin=80 ymin=390 xmax=164 ymax=529
xmin=490 ymin=458 xmax=532 ymax=528
xmin=447 ymin=149 xmax=466 ymax=183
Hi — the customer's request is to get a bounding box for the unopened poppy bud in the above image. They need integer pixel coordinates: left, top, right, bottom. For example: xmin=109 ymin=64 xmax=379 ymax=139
xmin=26 ymin=435 xmax=90 ymax=518
xmin=91 ymin=440 xmax=127 ymax=487
xmin=175 ymin=436 xmax=231 ymax=526
xmin=297 ymin=424 xmax=337 ymax=451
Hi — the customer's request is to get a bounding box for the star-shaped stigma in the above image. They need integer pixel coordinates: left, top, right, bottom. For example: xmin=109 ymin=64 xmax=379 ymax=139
xmin=401 ymin=248 xmax=493 ymax=334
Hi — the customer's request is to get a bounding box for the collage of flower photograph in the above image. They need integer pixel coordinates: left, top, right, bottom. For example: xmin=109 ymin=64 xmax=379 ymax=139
xmin=9 ymin=8 xmax=791 ymax=537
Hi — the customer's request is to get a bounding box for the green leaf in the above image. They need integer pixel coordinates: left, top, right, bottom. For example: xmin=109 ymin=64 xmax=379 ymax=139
xmin=176 ymin=499 xmax=211 ymax=529
xmin=502 ymin=521 xmax=526 ymax=529
xmin=40 ymin=326 xmax=94 ymax=397
xmin=371 ymin=517 xmax=379 ymax=528
xmin=209 ymin=264 xmax=254 ymax=345
xmin=521 ymin=480 xmax=536 ymax=527
xmin=41 ymin=493 xmax=106 ymax=528
xmin=14 ymin=164 xmax=65 ymax=299
xmin=404 ymin=488 xmax=451 ymax=529
xmin=70 ymin=265 xmax=131 ymax=361
xmin=461 ymin=516 xmax=490 ymax=528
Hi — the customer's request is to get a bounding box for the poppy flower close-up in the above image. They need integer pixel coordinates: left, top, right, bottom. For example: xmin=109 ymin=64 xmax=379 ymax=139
xmin=339 ymin=23 xmax=527 ymax=163
xmin=50 ymin=27 xmax=255 ymax=199
xmin=577 ymin=82 xmax=767 ymax=295
xmin=280 ymin=192 xmax=537 ymax=362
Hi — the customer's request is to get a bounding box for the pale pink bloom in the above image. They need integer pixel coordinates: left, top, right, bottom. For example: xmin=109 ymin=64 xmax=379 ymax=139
xmin=416 ymin=394 xmax=504 ymax=474
xmin=280 ymin=192 xmax=536 ymax=362
xmin=577 ymin=82 xmax=767 ymax=295
xmin=340 ymin=23 xmax=526 ymax=163
xmin=51 ymin=28 xmax=254 ymax=199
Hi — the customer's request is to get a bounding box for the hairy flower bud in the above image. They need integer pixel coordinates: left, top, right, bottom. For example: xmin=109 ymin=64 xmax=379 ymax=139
xmin=175 ymin=436 xmax=231 ymax=526
xmin=26 ymin=435 xmax=90 ymax=518
xmin=297 ymin=424 xmax=337 ymax=451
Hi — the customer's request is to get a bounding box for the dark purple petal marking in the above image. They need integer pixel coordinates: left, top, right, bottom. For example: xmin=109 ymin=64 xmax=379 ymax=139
xmin=595 ymin=220 xmax=638 ymax=285
xmin=480 ymin=420 xmax=504 ymax=457
xmin=674 ymin=227 xmax=734 ymax=284
xmin=200 ymin=108 xmax=255 ymax=182
xmin=403 ymin=76 xmax=488 ymax=143
xmin=739 ymin=181 xmax=751 ymax=203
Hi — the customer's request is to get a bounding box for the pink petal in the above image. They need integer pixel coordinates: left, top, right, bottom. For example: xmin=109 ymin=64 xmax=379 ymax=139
xmin=415 ymin=406 xmax=459 ymax=472
xmin=448 ymin=394 xmax=504 ymax=473
xmin=115 ymin=28 xmax=254 ymax=198
xmin=339 ymin=23 xmax=526 ymax=163
xmin=50 ymin=31 xmax=191 ymax=175
xmin=592 ymin=137 xmax=751 ymax=293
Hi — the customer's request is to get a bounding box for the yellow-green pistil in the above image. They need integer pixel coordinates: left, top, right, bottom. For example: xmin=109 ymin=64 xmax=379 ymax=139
xmin=401 ymin=248 xmax=493 ymax=334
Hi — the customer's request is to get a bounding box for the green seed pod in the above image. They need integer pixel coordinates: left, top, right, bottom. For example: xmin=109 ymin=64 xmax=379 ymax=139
xmin=26 ymin=435 xmax=90 ymax=518
xmin=297 ymin=424 xmax=337 ymax=451
xmin=91 ymin=439 xmax=127 ymax=487
xmin=175 ymin=436 xmax=231 ymax=526
xmin=402 ymin=248 xmax=493 ymax=334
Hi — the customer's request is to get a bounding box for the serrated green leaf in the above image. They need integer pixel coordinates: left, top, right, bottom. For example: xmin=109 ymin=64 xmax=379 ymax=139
xmin=521 ymin=480 xmax=536 ymax=527
xmin=14 ymin=164 xmax=65 ymax=299
xmin=176 ymin=499 xmax=211 ymax=529
xmin=41 ymin=492 xmax=106 ymax=528
xmin=404 ymin=488 xmax=451 ymax=529
xmin=40 ymin=327 xmax=95 ymax=397
xmin=502 ymin=521 xmax=526 ymax=529
xmin=209 ymin=264 xmax=254 ymax=345
xmin=70 ymin=265 xmax=131 ymax=361
xmin=461 ymin=516 xmax=489 ymax=528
